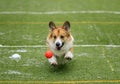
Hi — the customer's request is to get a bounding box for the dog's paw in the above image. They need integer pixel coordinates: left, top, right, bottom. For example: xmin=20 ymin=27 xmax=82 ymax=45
xmin=65 ymin=51 xmax=73 ymax=60
xmin=51 ymin=62 xmax=58 ymax=66
xmin=48 ymin=56 xmax=58 ymax=66
xmin=65 ymin=57 xmax=72 ymax=60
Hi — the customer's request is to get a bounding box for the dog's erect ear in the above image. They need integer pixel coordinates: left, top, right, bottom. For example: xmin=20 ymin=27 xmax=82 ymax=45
xmin=49 ymin=21 xmax=56 ymax=31
xmin=62 ymin=21 xmax=70 ymax=31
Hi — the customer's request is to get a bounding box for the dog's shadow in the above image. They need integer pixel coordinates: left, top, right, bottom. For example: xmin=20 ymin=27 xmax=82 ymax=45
xmin=49 ymin=63 xmax=70 ymax=73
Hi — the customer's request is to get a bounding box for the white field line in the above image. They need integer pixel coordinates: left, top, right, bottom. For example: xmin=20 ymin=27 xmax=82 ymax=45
xmin=0 ymin=10 xmax=120 ymax=15
xmin=102 ymin=48 xmax=114 ymax=72
xmin=0 ymin=45 xmax=120 ymax=48
xmin=74 ymin=45 xmax=120 ymax=47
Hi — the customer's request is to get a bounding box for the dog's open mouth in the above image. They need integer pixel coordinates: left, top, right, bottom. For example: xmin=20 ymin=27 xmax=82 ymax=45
xmin=56 ymin=42 xmax=64 ymax=50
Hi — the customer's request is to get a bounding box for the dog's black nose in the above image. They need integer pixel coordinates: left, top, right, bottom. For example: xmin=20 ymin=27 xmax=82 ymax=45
xmin=56 ymin=42 xmax=60 ymax=47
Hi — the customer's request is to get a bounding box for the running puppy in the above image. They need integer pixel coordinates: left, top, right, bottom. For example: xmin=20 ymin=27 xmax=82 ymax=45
xmin=46 ymin=21 xmax=74 ymax=66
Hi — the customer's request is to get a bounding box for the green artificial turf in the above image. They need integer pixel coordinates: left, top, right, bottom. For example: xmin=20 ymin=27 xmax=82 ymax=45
xmin=0 ymin=0 xmax=120 ymax=83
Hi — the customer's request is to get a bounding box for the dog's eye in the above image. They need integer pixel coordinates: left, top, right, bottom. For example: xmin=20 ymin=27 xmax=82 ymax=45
xmin=60 ymin=35 xmax=64 ymax=39
xmin=53 ymin=36 xmax=56 ymax=39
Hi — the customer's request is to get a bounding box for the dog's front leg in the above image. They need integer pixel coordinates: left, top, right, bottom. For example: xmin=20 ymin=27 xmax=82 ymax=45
xmin=48 ymin=56 xmax=58 ymax=66
xmin=65 ymin=48 xmax=73 ymax=60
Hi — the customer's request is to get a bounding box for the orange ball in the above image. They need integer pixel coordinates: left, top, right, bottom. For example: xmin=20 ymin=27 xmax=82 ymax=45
xmin=45 ymin=50 xmax=53 ymax=58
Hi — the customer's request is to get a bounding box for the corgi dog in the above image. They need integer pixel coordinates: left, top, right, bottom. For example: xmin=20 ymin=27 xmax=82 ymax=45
xmin=46 ymin=21 xmax=74 ymax=66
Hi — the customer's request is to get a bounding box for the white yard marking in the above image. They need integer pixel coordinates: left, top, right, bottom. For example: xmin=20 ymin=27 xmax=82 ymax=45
xmin=0 ymin=10 xmax=120 ymax=15
xmin=74 ymin=45 xmax=120 ymax=47
xmin=0 ymin=45 xmax=120 ymax=48
xmin=102 ymin=48 xmax=115 ymax=72
xmin=0 ymin=45 xmax=47 ymax=48
xmin=16 ymin=49 xmax=27 ymax=52
xmin=4 ymin=70 xmax=21 ymax=75
xmin=0 ymin=21 xmax=120 ymax=24
xmin=9 ymin=49 xmax=27 ymax=53
xmin=76 ymin=53 xmax=88 ymax=57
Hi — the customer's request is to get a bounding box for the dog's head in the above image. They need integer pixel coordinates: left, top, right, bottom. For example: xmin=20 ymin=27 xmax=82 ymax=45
xmin=48 ymin=21 xmax=71 ymax=50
